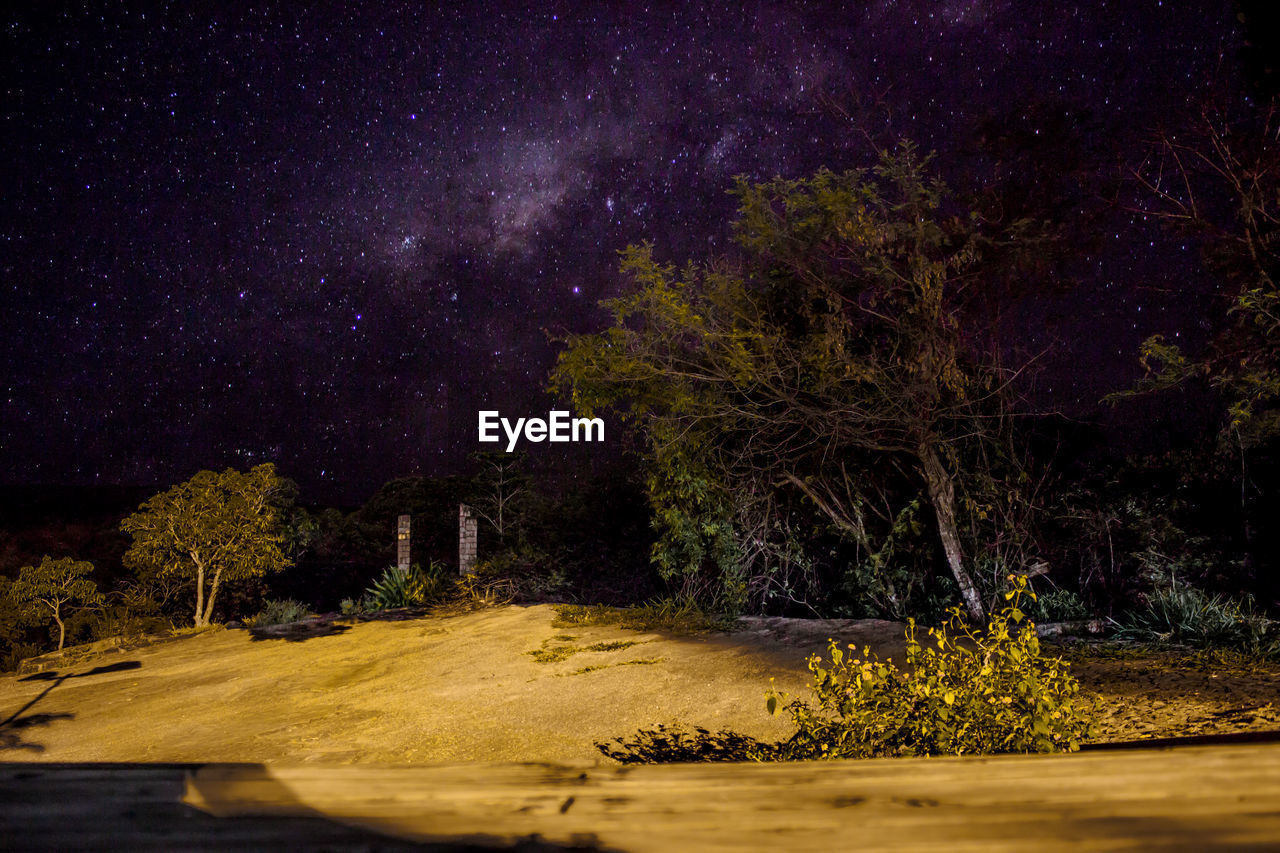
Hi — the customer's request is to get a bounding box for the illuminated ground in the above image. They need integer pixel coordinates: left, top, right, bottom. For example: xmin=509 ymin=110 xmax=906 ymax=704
xmin=1 ymin=604 xmax=1278 ymax=764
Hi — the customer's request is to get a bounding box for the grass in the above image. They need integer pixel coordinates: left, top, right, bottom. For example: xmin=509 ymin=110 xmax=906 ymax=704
xmin=526 ymin=643 xmax=578 ymax=664
xmin=585 ymin=640 xmax=642 ymax=652
xmin=526 ymin=636 xmax=647 ymax=665
xmin=552 ymin=597 xmax=738 ymax=634
xmin=1113 ymin=585 xmax=1279 ymax=659
xmin=567 ymin=657 xmax=665 ymax=676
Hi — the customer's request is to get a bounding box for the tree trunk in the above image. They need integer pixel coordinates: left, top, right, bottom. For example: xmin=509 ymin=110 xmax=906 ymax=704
xmin=194 ymin=558 xmax=207 ymax=627
xmin=54 ymin=604 xmax=65 ymax=651
xmin=917 ymin=441 xmax=985 ymax=623
xmin=203 ymin=569 xmax=223 ymax=627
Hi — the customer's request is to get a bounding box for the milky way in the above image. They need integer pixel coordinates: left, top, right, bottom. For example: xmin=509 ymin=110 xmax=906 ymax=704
xmin=0 ymin=1 xmax=1244 ymax=502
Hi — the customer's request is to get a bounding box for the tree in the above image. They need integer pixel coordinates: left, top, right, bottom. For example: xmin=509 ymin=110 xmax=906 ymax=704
xmin=9 ymin=556 xmax=103 ymax=651
xmin=468 ymin=450 xmax=532 ymax=543
xmin=1122 ymin=95 xmax=1280 ymax=446
xmin=553 ymin=143 xmax=1038 ymax=621
xmin=120 ymin=463 xmax=292 ymax=627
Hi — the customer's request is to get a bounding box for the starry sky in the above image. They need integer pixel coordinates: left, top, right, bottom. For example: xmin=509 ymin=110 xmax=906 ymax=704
xmin=0 ymin=1 xmax=1251 ymax=504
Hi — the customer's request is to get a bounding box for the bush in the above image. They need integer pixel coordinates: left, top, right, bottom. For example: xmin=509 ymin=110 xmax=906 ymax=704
xmin=1115 ymin=585 xmax=1278 ymax=657
xmin=768 ymin=575 xmax=1093 ymax=758
xmin=250 ymin=599 xmax=312 ymax=627
xmin=366 ymin=561 xmax=450 ymax=609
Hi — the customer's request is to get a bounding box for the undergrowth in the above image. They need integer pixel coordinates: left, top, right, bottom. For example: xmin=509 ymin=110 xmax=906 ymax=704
xmin=365 ymin=561 xmax=451 ymax=609
xmin=598 ymin=575 xmax=1094 ymax=763
xmin=1114 ymin=585 xmax=1279 ymax=659
xmin=553 ymin=596 xmax=737 ymax=634
xmin=249 ymin=599 xmax=313 ymax=627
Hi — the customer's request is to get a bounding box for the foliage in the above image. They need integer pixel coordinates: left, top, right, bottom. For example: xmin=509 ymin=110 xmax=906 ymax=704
xmin=768 ymin=576 xmax=1092 ymax=758
xmin=552 ymin=596 xmax=738 ymax=634
xmin=120 ymin=463 xmax=293 ymax=627
xmin=644 ymin=441 xmax=745 ymax=613
xmin=1114 ymin=584 xmax=1278 ymax=657
xmin=250 ymin=598 xmax=313 ymax=628
xmin=8 ymin=556 xmax=103 ymax=651
xmin=365 ymin=560 xmax=450 ymax=609
xmin=552 ymin=142 xmax=1045 ymax=621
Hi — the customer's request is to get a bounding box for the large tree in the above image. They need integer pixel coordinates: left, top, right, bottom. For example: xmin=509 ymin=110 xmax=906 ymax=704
xmin=553 ymin=143 xmax=1037 ymax=621
xmin=9 ymin=556 xmax=103 ymax=651
xmin=120 ymin=463 xmax=292 ymax=627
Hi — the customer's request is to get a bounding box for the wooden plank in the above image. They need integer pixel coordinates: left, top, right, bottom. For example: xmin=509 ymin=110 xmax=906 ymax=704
xmin=4 ymin=744 xmax=1280 ymax=851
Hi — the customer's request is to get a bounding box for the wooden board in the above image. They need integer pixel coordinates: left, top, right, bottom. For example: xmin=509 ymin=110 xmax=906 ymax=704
xmin=5 ymin=743 xmax=1280 ymax=850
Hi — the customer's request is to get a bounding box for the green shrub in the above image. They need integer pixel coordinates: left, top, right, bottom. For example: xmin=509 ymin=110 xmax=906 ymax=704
xmin=1033 ymin=589 xmax=1090 ymax=622
xmin=338 ymin=594 xmax=377 ymax=617
xmin=250 ymin=599 xmax=312 ymax=627
xmin=366 ymin=561 xmax=449 ymax=609
xmin=1115 ymin=585 xmax=1278 ymax=657
xmin=768 ymin=575 xmax=1093 ymax=758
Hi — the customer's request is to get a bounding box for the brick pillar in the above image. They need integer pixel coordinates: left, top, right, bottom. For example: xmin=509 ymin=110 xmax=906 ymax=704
xmin=396 ymin=514 xmax=411 ymax=572
xmin=458 ymin=503 xmax=477 ymax=575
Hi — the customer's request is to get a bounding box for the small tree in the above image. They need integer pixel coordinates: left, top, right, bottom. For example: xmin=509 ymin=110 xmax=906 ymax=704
xmin=120 ymin=463 xmax=292 ymax=627
xmin=468 ymin=450 xmax=532 ymax=543
xmin=9 ymin=556 xmax=103 ymax=651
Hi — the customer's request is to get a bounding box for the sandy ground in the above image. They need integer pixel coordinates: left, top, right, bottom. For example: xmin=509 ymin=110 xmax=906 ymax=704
xmin=1068 ymin=647 xmax=1280 ymax=741
xmin=1 ymin=604 xmax=1277 ymax=764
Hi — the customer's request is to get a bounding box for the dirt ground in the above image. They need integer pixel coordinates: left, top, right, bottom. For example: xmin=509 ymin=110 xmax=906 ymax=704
xmin=1066 ymin=646 xmax=1280 ymax=741
xmin=1 ymin=603 xmax=1277 ymax=763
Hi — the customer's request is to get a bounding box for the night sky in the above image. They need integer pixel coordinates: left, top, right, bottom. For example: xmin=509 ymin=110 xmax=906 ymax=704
xmin=0 ymin=2 xmax=1246 ymax=504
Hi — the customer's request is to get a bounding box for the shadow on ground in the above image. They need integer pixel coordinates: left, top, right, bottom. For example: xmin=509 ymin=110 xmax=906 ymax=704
xmin=247 ymin=616 xmax=353 ymax=642
xmin=3 ymin=762 xmax=615 ymax=851
xmin=1 ymin=660 xmax=141 ymax=752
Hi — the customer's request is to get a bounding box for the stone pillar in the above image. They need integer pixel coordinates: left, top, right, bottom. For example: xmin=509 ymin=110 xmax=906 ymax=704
xmin=396 ymin=514 xmax=411 ymax=572
xmin=458 ymin=503 xmax=477 ymax=575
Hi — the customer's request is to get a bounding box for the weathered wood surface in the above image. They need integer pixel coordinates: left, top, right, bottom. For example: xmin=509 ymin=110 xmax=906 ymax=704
xmin=5 ymin=743 xmax=1280 ymax=851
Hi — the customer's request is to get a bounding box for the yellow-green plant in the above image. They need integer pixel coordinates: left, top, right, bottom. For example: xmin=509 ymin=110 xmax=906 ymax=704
xmin=768 ymin=575 xmax=1092 ymax=758
xmin=366 ymin=561 xmax=449 ymax=609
